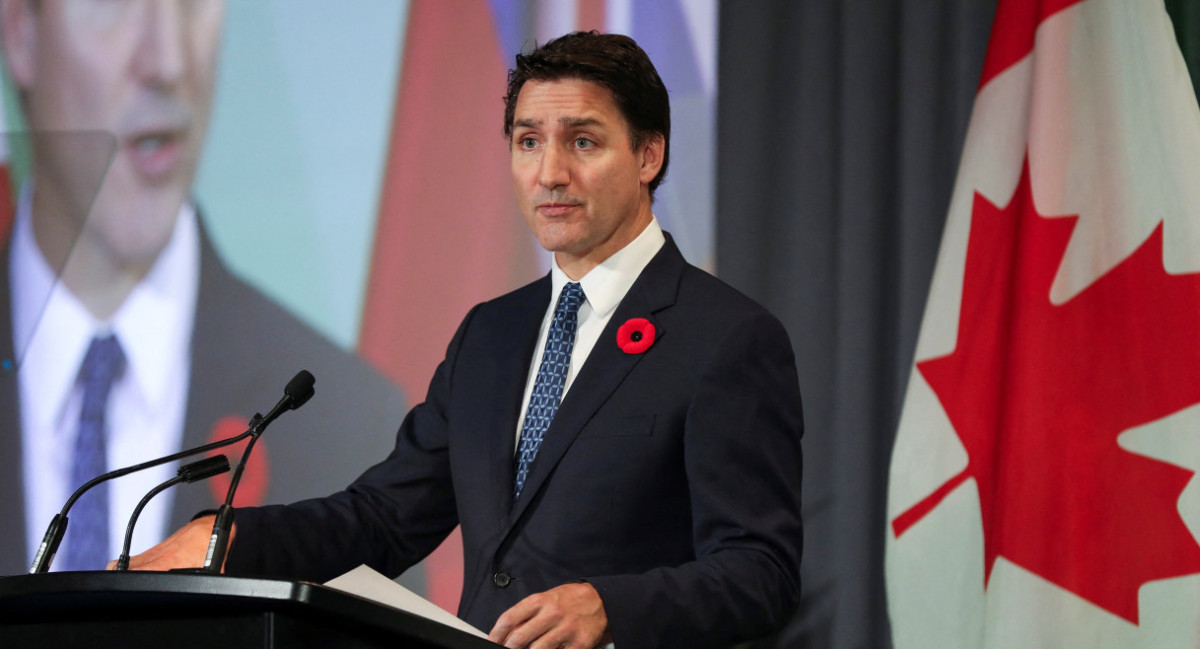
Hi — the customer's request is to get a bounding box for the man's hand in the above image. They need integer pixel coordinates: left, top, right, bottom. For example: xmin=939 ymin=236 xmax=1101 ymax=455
xmin=488 ymin=582 xmax=610 ymax=649
xmin=106 ymin=515 xmax=232 ymax=572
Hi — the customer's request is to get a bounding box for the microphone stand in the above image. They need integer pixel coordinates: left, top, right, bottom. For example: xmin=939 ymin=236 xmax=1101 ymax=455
xmin=115 ymin=455 xmax=231 ymax=571
xmin=203 ymin=370 xmax=315 ymax=573
xmin=29 ymin=415 xmax=263 ymax=574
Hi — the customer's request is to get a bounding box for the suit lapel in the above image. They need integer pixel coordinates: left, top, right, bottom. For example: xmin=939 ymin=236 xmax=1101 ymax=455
xmin=508 ymin=238 xmax=686 ymax=523
xmin=476 ymin=278 xmax=551 ymax=526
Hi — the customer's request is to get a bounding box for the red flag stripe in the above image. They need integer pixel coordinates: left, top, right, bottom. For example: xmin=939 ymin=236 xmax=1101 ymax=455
xmin=358 ymin=0 xmax=539 ymax=615
xmin=577 ymin=0 xmax=606 ymax=33
xmin=0 ymin=165 xmax=14 ymax=241
xmin=978 ymin=0 xmax=1086 ymax=90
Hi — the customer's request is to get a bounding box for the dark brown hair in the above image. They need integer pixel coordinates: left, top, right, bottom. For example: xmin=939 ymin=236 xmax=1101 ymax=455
xmin=503 ymin=31 xmax=670 ymax=196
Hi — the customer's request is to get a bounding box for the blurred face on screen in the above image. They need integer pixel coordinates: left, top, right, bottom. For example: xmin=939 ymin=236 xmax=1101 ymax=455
xmin=1 ymin=0 xmax=223 ymax=292
xmin=509 ymin=78 xmax=663 ymax=280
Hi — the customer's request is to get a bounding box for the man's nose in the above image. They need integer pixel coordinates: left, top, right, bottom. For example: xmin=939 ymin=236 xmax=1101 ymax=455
xmin=131 ymin=0 xmax=187 ymax=88
xmin=537 ymin=144 xmax=570 ymax=189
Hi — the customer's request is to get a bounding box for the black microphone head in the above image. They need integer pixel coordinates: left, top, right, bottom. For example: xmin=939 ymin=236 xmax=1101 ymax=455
xmin=178 ymin=455 xmax=231 ymax=483
xmin=284 ymin=370 xmax=315 ymax=410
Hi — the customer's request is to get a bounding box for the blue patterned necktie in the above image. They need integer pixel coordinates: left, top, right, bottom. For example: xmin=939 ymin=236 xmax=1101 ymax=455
xmin=515 ymin=282 xmax=585 ymax=498
xmin=61 ymin=334 xmax=126 ymax=571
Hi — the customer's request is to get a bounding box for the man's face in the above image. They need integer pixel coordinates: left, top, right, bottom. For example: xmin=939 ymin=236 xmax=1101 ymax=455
xmin=509 ymin=78 xmax=663 ymax=279
xmin=4 ymin=0 xmax=223 ymax=269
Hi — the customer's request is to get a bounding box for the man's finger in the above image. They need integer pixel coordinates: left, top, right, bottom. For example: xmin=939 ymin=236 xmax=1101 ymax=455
xmin=525 ymin=625 xmax=579 ymax=649
xmin=489 ymin=583 xmax=607 ymax=649
xmin=499 ymin=610 xmax=560 ymax=649
xmin=488 ymin=595 xmax=542 ymax=645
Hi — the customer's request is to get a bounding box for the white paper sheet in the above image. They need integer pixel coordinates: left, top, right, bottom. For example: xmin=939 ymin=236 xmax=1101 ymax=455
xmin=324 ymin=564 xmax=487 ymax=639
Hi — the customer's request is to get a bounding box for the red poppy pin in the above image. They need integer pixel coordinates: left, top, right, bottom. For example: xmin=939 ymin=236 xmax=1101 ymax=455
xmin=616 ymin=318 xmax=656 ymax=354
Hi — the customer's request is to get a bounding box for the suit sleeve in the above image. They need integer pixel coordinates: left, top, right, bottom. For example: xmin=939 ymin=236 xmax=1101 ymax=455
xmin=587 ymin=311 xmax=804 ymax=649
xmin=223 ymin=305 xmax=483 ymax=583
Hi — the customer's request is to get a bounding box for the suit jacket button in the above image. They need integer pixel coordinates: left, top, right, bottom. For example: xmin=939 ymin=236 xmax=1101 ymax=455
xmin=493 ymin=572 xmax=512 ymax=588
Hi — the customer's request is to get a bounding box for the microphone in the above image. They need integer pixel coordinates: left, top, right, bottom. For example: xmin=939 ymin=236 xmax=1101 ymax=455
xmin=28 ymin=371 xmax=312 ymax=574
xmin=115 ymin=455 xmax=231 ymax=571
xmin=203 ymin=370 xmax=315 ymax=573
xmin=29 ymin=421 xmax=258 ymax=575
xmin=252 ymin=370 xmax=316 ymax=435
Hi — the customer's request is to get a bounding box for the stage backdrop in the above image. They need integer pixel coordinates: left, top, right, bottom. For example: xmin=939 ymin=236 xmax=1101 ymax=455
xmin=0 ymin=0 xmax=717 ymax=613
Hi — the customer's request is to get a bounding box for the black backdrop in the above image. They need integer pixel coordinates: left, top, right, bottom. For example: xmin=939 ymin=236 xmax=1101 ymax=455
xmin=715 ymin=2 xmax=1200 ymax=648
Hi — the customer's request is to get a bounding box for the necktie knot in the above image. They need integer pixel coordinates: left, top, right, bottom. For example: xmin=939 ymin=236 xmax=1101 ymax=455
xmin=559 ymin=282 xmax=584 ymax=316
xmin=79 ymin=333 xmax=126 ymax=387
xmin=79 ymin=334 xmax=126 ymax=422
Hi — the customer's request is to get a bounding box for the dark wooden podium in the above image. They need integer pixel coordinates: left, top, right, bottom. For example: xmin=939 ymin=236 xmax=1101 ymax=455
xmin=0 ymin=572 xmax=498 ymax=649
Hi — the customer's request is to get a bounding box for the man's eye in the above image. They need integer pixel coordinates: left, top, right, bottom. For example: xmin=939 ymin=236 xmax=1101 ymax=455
xmin=519 ymin=137 xmax=538 ymax=149
xmin=575 ymin=138 xmax=595 ymax=149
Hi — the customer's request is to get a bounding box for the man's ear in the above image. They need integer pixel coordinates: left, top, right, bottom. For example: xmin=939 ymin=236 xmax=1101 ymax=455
xmin=637 ymin=133 xmax=665 ymax=186
xmin=1 ymin=0 xmax=39 ymax=91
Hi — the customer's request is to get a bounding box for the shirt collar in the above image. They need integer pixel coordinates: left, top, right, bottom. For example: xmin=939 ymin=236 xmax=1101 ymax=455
xmin=549 ymin=217 xmax=666 ymax=316
xmin=11 ymin=182 xmax=200 ymax=430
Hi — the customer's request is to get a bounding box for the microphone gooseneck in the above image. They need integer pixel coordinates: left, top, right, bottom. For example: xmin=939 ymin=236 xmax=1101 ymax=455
xmin=115 ymin=455 xmax=231 ymax=571
xmin=30 ymin=423 xmax=256 ymax=574
xmin=29 ymin=370 xmax=315 ymax=575
xmin=203 ymin=370 xmax=315 ymax=573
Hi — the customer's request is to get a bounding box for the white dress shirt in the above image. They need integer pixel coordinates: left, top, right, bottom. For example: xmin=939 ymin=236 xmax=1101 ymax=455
xmin=514 ymin=217 xmax=666 ymax=445
xmin=12 ymin=183 xmax=199 ymax=567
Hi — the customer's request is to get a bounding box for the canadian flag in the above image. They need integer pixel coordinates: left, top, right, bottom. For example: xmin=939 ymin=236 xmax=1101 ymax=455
xmin=0 ymin=95 xmax=14 ymax=238
xmin=885 ymin=1 xmax=1200 ymax=647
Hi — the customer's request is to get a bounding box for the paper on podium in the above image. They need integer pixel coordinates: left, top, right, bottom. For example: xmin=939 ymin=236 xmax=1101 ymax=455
xmin=325 ymin=564 xmax=487 ymax=639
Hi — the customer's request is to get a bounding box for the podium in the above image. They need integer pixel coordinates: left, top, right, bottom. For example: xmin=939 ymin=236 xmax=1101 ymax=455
xmin=0 ymin=572 xmax=498 ymax=649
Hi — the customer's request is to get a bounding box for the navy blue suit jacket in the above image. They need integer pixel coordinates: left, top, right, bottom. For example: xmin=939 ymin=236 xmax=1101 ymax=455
xmin=227 ymin=236 xmax=804 ymax=649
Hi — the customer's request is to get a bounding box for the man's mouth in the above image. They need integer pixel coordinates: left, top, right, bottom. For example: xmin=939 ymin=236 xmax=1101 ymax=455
xmin=537 ymin=202 xmax=581 ymax=217
xmin=133 ymin=133 xmax=172 ymax=152
xmin=124 ymin=129 xmax=185 ymax=183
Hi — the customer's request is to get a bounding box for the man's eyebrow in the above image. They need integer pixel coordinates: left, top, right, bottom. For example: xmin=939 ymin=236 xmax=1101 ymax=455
xmin=511 ymin=116 xmax=605 ymax=130
xmin=559 ymin=116 xmax=602 ymax=129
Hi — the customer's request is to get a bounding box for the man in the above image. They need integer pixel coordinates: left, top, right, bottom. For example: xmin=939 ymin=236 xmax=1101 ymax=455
xmin=0 ymin=0 xmax=403 ymax=575
xmin=131 ymin=32 xmax=804 ymax=649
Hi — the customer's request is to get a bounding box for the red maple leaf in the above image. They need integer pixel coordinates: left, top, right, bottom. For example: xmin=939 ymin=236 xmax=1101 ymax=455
xmin=892 ymin=159 xmax=1200 ymax=623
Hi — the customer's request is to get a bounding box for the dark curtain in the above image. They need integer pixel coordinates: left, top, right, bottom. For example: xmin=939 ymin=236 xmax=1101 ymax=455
xmin=715 ymin=2 xmax=1200 ymax=649
xmin=1167 ymin=0 xmax=1200 ymax=96
xmin=714 ymin=1 xmax=995 ymax=648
